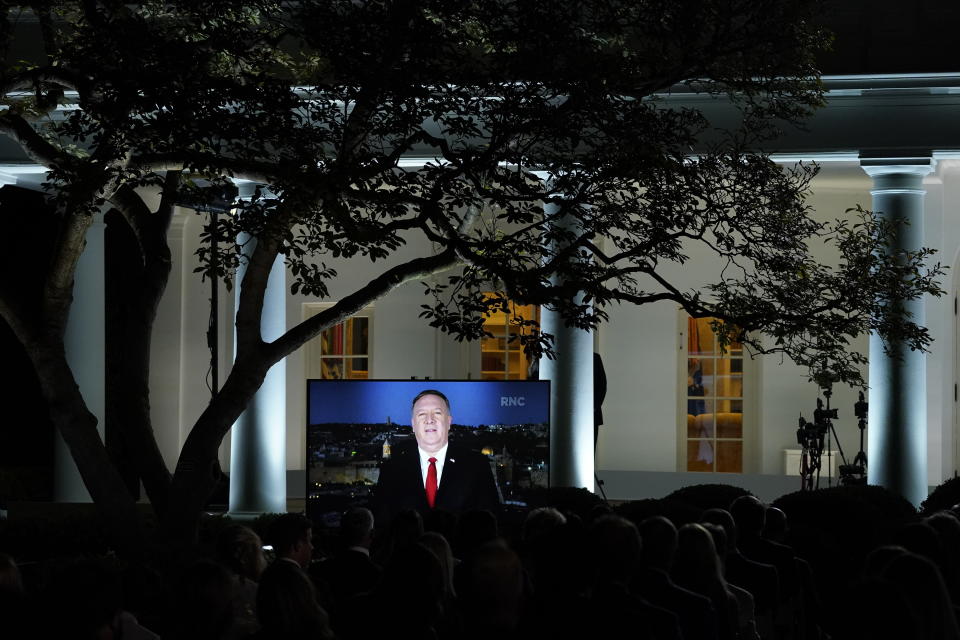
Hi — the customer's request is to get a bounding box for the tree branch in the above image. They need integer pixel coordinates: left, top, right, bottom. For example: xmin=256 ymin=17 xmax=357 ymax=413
xmin=268 ymin=247 xmax=460 ymax=361
xmin=42 ymin=211 xmax=93 ymax=334
xmin=0 ymin=111 xmax=65 ymax=167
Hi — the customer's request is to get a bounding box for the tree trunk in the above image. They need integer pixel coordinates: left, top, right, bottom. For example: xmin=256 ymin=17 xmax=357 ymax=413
xmin=162 ymin=356 xmax=270 ymax=547
xmin=104 ymin=209 xmax=173 ymax=517
xmin=27 ymin=337 xmax=146 ymax=558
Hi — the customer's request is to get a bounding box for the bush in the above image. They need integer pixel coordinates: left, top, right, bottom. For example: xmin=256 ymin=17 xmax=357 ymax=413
xmin=615 ymin=498 xmax=704 ymax=529
xmin=665 ymin=483 xmax=755 ymax=511
xmin=772 ymin=484 xmax=918 ymax=631
xmin=920 ymin=476 xmax=960 ymax=516
xmin=522 ymin=486 xmax=605 ymax=522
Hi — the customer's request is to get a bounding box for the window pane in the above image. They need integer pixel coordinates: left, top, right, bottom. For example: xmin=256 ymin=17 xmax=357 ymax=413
xmin=321 ymin=358 xmax=343 ymax=379
xmin=482 ymin=333 xmax=507 ymax=351
xmin=716 ymin=412 xmax=742 ymax=438
xmin=724 ymin=331 xmax=743 ymax=355
xmin=688 ymin=318 xmax=715 ymax=355
xmin=506 ymin=350 xmax=529 ymax=379
xmin=688 ymin=403 xmax=715 ymax=438
xmin=717 ymin=399 xmax=743 ymax=414
xmin=511 ymin=302 xmax=539 ymax=325
xmin=480 ymin=292 xmax=540 ymax=380
xmin=683 ymin=314 xmax=745 ymax=474
xmin=687 ymin=439 xmax=714 ymax=471
xmin=687 ymin=395 xmax=712 ymax=420
xmin=482 ymin=351 xmax=506 ymax=375
xmin=690 ymin=359 xmax=714 ymax=396
xmin=715 ymin=361 xmax=742 ymax=397
xmin=345 ymin=357 xmax=368 ymax=379
xmin=320 ymin=324 xmax=343 ymax=356
xmin=348 ymin=317 xmax=369 ymax=355
xmin=717 ymin=441 xmax=743 ymax=472
xmin=515 ymin=349 xmax=534 ymax=380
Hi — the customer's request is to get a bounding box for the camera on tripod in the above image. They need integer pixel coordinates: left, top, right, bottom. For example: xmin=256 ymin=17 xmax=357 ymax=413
xmin=814 ymin=398 xmax=838 ymax=424
xmin=797 ymin=388 xmax=868 ymax=490
xmin=796 ymin=416 xmax=826 ymax=453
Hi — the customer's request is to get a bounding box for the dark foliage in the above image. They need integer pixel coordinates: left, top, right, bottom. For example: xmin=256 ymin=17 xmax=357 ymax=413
xmin=772 ymin=484 xmax=918 ymax=630
xmin=665 ymin=483 xmax=755 ymax=512
xmin=615 ymin=498 xmax=704 ymax=529
xmin=522 ymin=486 xmax=605 ymax=521
xmin=920 ymin=476 xmax=960 ymax=516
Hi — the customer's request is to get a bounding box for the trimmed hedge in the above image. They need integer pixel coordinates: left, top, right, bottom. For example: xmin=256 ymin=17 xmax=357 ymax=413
xmin=921 ymin=476 xmax=960 ymax=516
xmin=521 ymin=486 xmax=605 ymax=521
xmin=665 ymin=483 xmax=755 ymax=511
xmin=772 ymin=483 xmax=918 ymax=626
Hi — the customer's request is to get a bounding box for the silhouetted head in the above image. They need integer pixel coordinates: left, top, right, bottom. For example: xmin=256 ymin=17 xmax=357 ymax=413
xmin=216 ymin=524 xmax=267 ymax=581
xmin=521 ymin=507 xmax=566 ymax=546
xmin=341 ymin=506 xmax=375 ymax=548
xmin=456 ymin=509 xmax=498 ymax=558
xmin=893 ymin=521 xmax=943 ymax=567
xmin=267 ymin=513 xmax=314 ymax=568
xmin=420 ymin=531 xmax=456 ymax=598
xmin=730 ymin=495 xmax=765 ymax=538
xmin=388 ymin=508 xmax=425 ymax=551
xmin=863 ymin=545 xmax=909 ymax=579
xmin=762 ymin=506 xmax=788 ymax=542
xmin=701 ymin=508 xmax=737 ymax=551
xmin=674 ymin=523 xmax=724 ymax=593
xmin=702 ymin=522 xmax=729 ymax=565
xmin=590 ymin=514 xmax=642 ymax=585
xmin=380 ymin=542 xmax=445 ymax=626
xmin=639 ymin=515 xmax=678 ymax=571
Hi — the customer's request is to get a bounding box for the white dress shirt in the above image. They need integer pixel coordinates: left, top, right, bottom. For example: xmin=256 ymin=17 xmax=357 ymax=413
xmin=418 ymin=443 xmax=449 ymax=488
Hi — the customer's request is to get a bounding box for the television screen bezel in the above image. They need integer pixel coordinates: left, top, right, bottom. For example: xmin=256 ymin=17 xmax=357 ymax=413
xmin=304 ymin=377 xmax=552 ymax=522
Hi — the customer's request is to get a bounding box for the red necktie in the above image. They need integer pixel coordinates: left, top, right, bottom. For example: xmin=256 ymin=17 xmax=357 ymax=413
xmin=425 ymin=457 xmax=438 ymax=508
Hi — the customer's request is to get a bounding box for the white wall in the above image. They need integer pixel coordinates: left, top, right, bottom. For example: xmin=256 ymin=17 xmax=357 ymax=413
xmin=598 ymin=300 xmax=681 ymax=471
xmin=152 ymin=161 xmax=959 ymax=494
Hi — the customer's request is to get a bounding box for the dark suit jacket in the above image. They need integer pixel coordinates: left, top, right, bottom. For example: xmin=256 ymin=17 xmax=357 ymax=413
xmin=372 ymin=443 xmax=501 ymax=526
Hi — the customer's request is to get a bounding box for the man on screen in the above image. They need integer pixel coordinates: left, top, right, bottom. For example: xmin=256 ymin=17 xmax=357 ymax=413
xmin=372 ymin=389 xmax=501 ymax=526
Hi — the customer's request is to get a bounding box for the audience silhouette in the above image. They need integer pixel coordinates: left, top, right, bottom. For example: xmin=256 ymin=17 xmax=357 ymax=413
xmin=9 ymin=496 xmax=960 ymax=639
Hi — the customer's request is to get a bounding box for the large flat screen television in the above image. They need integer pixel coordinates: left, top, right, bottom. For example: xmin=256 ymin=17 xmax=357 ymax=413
xmin=306 ymin=379 xmax=550 ymax=526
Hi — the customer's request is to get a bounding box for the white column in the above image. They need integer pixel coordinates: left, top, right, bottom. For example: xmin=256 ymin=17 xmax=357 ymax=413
xmin=151 ymin=211 xmax=188 ymax=469
xmin=861 ymin=157 xmax=935 ymax=507
xmin=58 ymin=213 xmax=105 ymax=502
xmin=538 ymin=202 xmax=595 ymax=490
xmin=228 ymin=232 xmax=287 ymax=516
